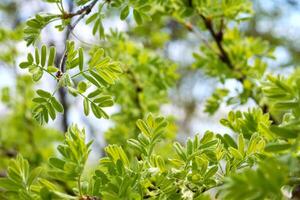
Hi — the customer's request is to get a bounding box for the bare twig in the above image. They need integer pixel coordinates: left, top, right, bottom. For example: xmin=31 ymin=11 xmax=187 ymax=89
xmin=61 ymin=0 xmax=99 ymax=20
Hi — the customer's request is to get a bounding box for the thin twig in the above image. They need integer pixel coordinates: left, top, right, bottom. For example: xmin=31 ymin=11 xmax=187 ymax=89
xmin=200 ymin=14 xmax=234 ymax=70
xmin=184 ymin=22 xmax=215 ymax=51
xmin=61 ymin=0 xmax=99 ymax=20
xmin=196 ymin=14 xmax=277 ymax=124
xmin=58 ymin=0 xmax=100 ymax=74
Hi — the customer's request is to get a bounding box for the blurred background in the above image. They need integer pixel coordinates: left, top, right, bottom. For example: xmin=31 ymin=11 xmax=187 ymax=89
xmin=0 ymin=0 xmax=299 ymax=169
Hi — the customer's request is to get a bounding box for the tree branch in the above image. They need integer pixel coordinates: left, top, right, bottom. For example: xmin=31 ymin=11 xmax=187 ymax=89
xmin=189 ymin=15 xmax=278 ymax=124
xmin=58 ymin=0 xmax=99 ymax=74
xmin=200 ymin=15 xmax=234 ymax=70
xmin=54 ymin=0 xmax=100 ymax=131
xmin=61 ymin=0 xmax=99 ymax=20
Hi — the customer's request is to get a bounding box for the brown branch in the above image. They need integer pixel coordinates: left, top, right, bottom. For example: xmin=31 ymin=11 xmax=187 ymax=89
xmin=59 ymin=0 xmax=99 ymax=74
xmin=54 ymin=0 xmax=100 ymax=131
xmin=193 ymin=15 xmax=278 ymax=124
xmin=61 ymin=0 xmax=99 ymax=20
xmin=200 ymin=15 xmax=234 ymax=70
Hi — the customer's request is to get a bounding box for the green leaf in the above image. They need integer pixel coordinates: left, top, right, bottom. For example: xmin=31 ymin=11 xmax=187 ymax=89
xmin=229 ymin=147 xmax=243 ymax=160
xmin=105 ymin=145 xmax=129 ymax=166
xmin=91 ymin=103 xmax=102 ymax=118
xmin=90 ymin=48 xmax=104 ymax=67
xmin=32 ymin=69 xmax=43 ymax=82
xmin=136 ymin=119 xmax=151 ymax=136
xmin=173 ymin=142 xmax=187 ymax=161
xmin=264 ymin=143 xmax=291 ymax=152
xmin=77 ymin=81 xmax=87 ymax=93
xmin=98 ymin=99 xmax=114 ymax=107
xmin=78 ymin=47 xmax=84 ymax=71
xmin=86 ymin=13 xmax=98 ymax=24
xmin=238 ymin=134 xmax=245 ymax=155
xmin=49 ymin=157 xmax=65 ymax=169
xmin=83 ymin=73 xmax=102 ymax=88
xmin=46 ymin=102 xmax=56 ymax=120
xmin=27 ymin=167 xmax=43 ymax=186
xmin=47 ymin=65 xmax=58 ymax=73
xmin=41 ymin=45 xmax=47 ymax=67
xmin=205 ymin=166 xmax=218 ymax=178
xmin=37 ymin=89 xmax=52 ymax=98
xmin=120 ymin=5 xmax=130 ymax=20
xmin=273 ymin=101 xmax=299 ymax=110
xmin=223 ymin=134 xmax=237 ymax=149
xmin=99 ymin=70 xmax=115 ymax=84
xmin=48 ymin=46 xmax=56 ymax=67
xmin=50 ymin=97 xmax=64 ymax=113
xmin=19 ymin=62 xmax=30 ymax=69
xmin=32 ymin=97 xmax=47 ymax=103
xmin=133 ymin=9 xmax=142 ymax=25
xmin=28 ymin=53 xmax=34 ymax=63
xmin=83 ymin=98 xmax=90 ymax=116
xmin=88 ymin=89 xmax=101 ymax=98
xmin=270 ymin=126 xmax=298 ymax=139
xmin=35 ymin=47 xmax=40 ymax=65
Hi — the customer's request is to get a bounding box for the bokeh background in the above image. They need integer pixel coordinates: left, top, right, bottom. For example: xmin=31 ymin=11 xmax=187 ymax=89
xmin=0 ymin=0 xmax=299 ymax=167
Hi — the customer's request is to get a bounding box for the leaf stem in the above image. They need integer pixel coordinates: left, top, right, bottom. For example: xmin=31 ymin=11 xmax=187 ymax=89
xmin=78 ymin=174 xmax=82 ymax=196
xmin=71 ymin=69 xmax=90 ymax=79
xmin=38 ymin=66 xmax=58 ymax=80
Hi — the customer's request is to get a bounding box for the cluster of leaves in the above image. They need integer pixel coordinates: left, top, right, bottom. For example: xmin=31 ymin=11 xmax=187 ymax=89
xmin=0 ymin=26 xmax=23 ymax=64
xmin=102 ymin=35 xmax=178 ymax=148
xmin=0 ymin=75 xmax=62 ymax=172
xmin=165 ymin=0 xmax=252 ymax=20
xmin=204 ymin=88 xmax=229 ymax=115
xmin=219 ymin=158 xmax=289 ymax=200
xmin=193 ymin=28 xmax=272 ymax=111
xmin=24 ymin=14 xmax=60 ymax=46
xmin=18 ymin=42 xmax=122 ymax=124
xmin=24 ymin=0 xmax=162 ymax=44
xmin=0 ymin=115 xmax=220 ymax=199
xmin=20 ymin=45 xmax=57 ymax=81
xmin=48 ymin=125 xmax=91 ymax=183
xmin=3 ymin=107 xmax=297 ymax=199
xmin=0 ymin=125 xmax=92 ymax=200
xmin=220 ymin=108 xmax=272 ymax=139
xmin=111 ymin=0 xmax=152 ymax=25
xmin=1 ymin=0 xmax=300 ymax=199
xmin=0 ymin=155 xmax=42 ymax=199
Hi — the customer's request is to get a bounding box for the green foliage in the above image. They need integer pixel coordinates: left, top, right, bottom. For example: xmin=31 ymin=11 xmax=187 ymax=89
xmin=0 ymin=26 xmax=23 ymax=64
xmin=103 ymin=36 xmax=178 ymax=147
xmin=194 ymin=28 xmax=272 ymax=110
xmin=48 ymin=125 xmax=92 ymax=182
xmin=24 ymin=14 xmax=59 ymax=46
xmin=220 ymin=108 xmax=272 ymax=139
xmin=128 ymin=114 xmax=168 ymax=157
xmin=204 ymin=88 xmax=229 ymax=115
xmin=194 ymin=0 xmax=253 ymax=20
xmin=19 ymin=42 xmax=122 ymax=124
xmin=1 ymin=0 xmax=300 ymax=199
xmin=85 ymin=3 xmax=106 ymax=39
xmin=262 ymin=74 xmax=300 ymax=116
xmin=219 ymin=158 xmax=288 ymax=200
xmin=0 ymin=155 xmax=42 ymax=199
xmin=19 ymin=45 xmax=57 ymax=81
xmin=0 ymin=75 xmax=62 ymax=170
xmin=32 ymin=89 xmax=63 ymax=124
